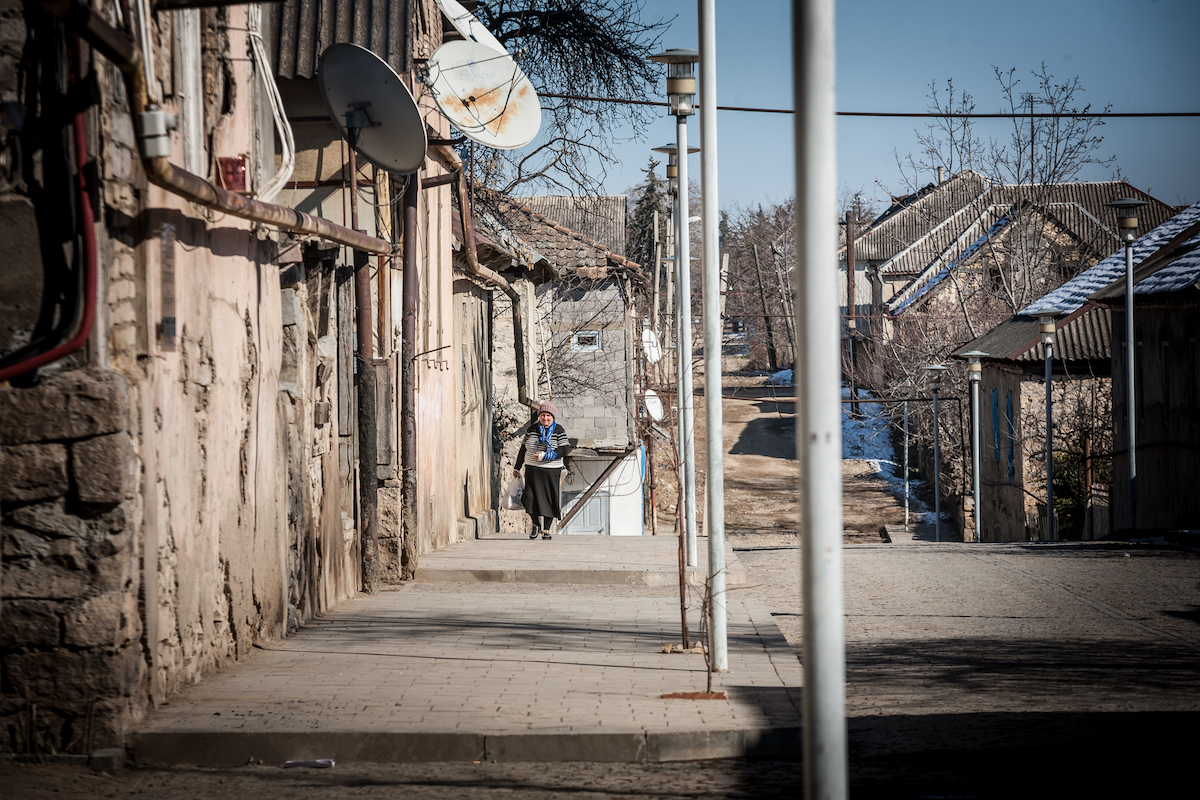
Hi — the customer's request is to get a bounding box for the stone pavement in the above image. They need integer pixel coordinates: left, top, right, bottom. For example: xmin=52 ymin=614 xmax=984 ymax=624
xmin=414 ymin=535 xmax=748 ymax=586
xmin=131 ymin=534 xmax=799 ymax=766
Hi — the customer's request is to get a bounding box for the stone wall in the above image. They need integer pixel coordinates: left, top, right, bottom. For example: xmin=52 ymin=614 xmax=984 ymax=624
xmin=1 ymin=370 xmax=141 ymax=753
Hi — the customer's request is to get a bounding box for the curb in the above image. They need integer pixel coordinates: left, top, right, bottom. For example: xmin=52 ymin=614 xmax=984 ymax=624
xmin=129 ymin=728 xmax=802 ymax=766
xmin=412 ymin=565 xmax=748 ymax=586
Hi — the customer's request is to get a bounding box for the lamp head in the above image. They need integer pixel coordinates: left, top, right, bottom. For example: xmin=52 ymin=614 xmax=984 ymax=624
xmin=1105 ymin=197 xmax=1148 ymax=239
xmin=924 ymin=364 xmax=948 ymax=388
xmin=961 ymin=350 xmax=987 ymax=381
xmin=1036 ymin=307 xmax=1065 ymax=345
xmin=649 ymin=49 xmax=699 ymax=117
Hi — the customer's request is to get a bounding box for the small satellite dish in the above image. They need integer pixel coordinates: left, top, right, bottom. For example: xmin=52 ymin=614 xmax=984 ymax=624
xmin=426 ymin=40 xmax=541 ymax=150
xmin=433 ymin=0 xmax=507 ymax=54
xmin=641 ymin=329 xmax=662 ymax=364
xmin=318 ymin=43 xmax=427 ymax=174
xmin=643 ymin=390 xmax=665 ymax=422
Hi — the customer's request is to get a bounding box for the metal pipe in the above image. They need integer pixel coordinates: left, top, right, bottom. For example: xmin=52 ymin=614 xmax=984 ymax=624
xmin=1044 ymin=340 xmax=1055 ymax=541
xmin=699 ymin=0 xmax=726 ymax=674
xmin=652 ymin=209 xmax=661 ymax=334
xmin=794 ymin=0 xmax=848 ymax=796
xmin=399 ymin=174 xmax=419 ymax=579
xmin=933 ymin=385 xmax=941 ymax=543
xmin=354 ymin=245 xmax=380 ymax=593
xmin=45 ymin=0 xmax=391 ymax=255
xmin=676 ymin=117 xmax=698 ymax=568
xmin=1124 ymin=236 xmax=1137 ymax=532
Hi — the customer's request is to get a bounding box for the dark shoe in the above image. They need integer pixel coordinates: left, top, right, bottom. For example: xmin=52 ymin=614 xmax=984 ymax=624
xmin=541 ymin=530 xmax=552 ymax=540
xmin=529 ymin=528 xmax=540 ymax=539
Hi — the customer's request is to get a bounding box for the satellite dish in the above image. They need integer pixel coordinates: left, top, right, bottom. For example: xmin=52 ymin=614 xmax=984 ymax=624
xmin=643 ymin=390 xmax=665 ymax=422
xmin=433 ymin=0 xmax=507 ymax=54
xmin=426 ymin=40 xmax=541 ymax=150
xmin=318 ymin=43 xmax=427 ymax=174
xmin=641 ymin=329 xmax=662 ymax=364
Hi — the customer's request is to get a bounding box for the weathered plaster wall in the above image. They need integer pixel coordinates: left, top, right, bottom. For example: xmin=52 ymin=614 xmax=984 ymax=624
xmin=1 ymin=4 xmax=291 ymax=752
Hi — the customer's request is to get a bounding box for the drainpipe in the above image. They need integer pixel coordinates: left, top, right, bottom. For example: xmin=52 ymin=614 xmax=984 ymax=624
xmin=45 ymin=0 xmax=390 ymax=255
xmin=399 ymin=175 xmax=419 ymax=579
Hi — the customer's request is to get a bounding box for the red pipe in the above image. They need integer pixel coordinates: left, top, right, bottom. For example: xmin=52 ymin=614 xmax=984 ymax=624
xmin=0 ymin=73 xmax=97 ymax=383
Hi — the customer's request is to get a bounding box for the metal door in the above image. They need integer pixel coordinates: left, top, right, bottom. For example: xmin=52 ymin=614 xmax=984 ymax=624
xmin=561 ymin=490 xmax=609 ymax=535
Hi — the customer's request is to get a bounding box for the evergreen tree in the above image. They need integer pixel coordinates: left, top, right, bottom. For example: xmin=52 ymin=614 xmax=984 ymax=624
xmin=626 ymin=157 xmax=669 ymax=268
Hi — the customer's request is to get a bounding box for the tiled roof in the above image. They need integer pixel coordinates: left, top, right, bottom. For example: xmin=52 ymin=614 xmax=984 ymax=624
xmin=1025 ymin=202 xmax=1200 ymax=314
xmin=516 ymin=196 xmax=628 ymax=257
xmin=494 ymin=199 xmax=643 ymax=280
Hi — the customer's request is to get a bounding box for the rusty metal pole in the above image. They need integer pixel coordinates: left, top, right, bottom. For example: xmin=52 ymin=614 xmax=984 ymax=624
xmin=349 ymin=143 xmax=380 ymax=594
xmin=400 ymin=174 xmax=420 ymax=579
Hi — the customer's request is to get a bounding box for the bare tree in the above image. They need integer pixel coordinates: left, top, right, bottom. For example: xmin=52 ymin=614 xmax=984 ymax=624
xmin=468 ymin=0 xmax=672 ymax=196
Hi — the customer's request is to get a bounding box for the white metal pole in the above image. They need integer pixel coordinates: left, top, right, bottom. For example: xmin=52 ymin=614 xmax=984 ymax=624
xmin=677 ymin=118 xmax=699 ymax=568
xmin=699 ymin=0 xmax=726 ymax=673
xmin=1124 ymin=236 xmax=1137 ymax=532
xmin=1045 ymin=341 xmax=1055 ymax=541
xmin=673 ymin=191 xmax=690 ymax=559
xmin=933 ymin=385 xmax=941 ymax=543
xmin=970 ymin=374 xmax=981 ymax=543
xmin=903 ymin=400 xmax=909 ymax=531
xmin=652 ymin=209 xmax=661 ymax=335
xmin=794 ymin=1 xmax=848 ymax=797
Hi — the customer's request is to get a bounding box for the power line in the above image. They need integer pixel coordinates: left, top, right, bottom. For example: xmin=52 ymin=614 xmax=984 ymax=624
xmin=539 ymin=92 xmax=1200 ymax=119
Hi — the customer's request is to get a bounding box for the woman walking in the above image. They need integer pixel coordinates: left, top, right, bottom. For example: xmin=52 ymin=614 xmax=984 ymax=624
xmin=514 ymin=401 xmax=571 ymax=540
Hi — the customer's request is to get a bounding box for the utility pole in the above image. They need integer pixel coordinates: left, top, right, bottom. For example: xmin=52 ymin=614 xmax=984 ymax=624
xmin=752 ymin=244 xmax=779 ymax=372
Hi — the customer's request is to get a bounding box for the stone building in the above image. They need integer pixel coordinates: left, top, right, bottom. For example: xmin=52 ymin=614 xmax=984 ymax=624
xmin=0 ymin=0 xmax=470 ymax=754
xmin=493 ymin=197 xmax=648 ymax=536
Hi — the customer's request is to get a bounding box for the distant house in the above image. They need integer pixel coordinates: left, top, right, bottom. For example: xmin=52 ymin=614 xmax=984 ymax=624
xmin=956 ymin=203 xmax=1200 ymax=541
xmin=840 ymin=173 xmax=1176 ymax=346
xmin=1090 ymin=205 xmax=1200 ymax=536
xmin=495 ymin=197 xmax=648 ymax=536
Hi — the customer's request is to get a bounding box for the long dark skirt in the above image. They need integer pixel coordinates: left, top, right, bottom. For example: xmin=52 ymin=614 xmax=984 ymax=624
xmin=521 ymin=466 xmax=562 ymax=520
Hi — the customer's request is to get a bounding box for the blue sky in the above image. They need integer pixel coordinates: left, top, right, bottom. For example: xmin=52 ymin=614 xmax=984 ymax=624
xmin=590 ymin=0 xmax=1200 ymax=212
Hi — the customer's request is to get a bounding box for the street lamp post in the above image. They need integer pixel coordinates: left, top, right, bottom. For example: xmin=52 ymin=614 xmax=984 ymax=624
xmin=962 ymin=351 xmax=988 ymax=543
xmin=650 ymin=49 xmax=700 ymax=568
xmin=924 ymin=365 xmax=948 ymax=542
xmin=651 ymin=138 xmax=700 ymax=568
xmin=1038 ymin=309 xmax=1064 ymax=540
xmin=1105 ymin=198 xmax=1147 ymax=533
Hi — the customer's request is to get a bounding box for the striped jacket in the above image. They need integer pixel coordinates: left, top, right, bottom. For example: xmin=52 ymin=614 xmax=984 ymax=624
xmin=515 ymin=422 xmax=571 ymax=470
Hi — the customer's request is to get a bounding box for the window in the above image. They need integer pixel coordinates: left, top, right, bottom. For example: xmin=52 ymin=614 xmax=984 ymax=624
xmin=1006 ymin=392 xmax=1015 ymax=482
xmin=571 ymin=331 xmax=601 ymax=352
xmin=991 ymin=389 xmax=1000 ymax=462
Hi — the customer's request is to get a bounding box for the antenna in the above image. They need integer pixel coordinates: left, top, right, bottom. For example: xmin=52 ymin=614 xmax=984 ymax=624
xmin=433 ymin=0 xmax=506 ymax=54
xmin=425 ymin=40 xmax=541 ymax=150
xmin=318 ymin=43 xmax=427 ymax=175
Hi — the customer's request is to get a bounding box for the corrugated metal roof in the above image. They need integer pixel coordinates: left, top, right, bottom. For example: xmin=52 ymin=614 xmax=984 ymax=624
xmin=1130 ymin=238 xmax=1200 ymax=295
xmin=1017 ymin=306 xmax=1111 ymax=364
xmin=846 ymin=171 xmax=993 ymax=264
xmin=275 ymin=0 xmax=422 ymax=80
xmin=1025 ymin=202 xmax=1200 ymax=314
xmin=952 ymin=306 xmax=1111 ymax=369
xmin=886 ymin=181 xmax=1176 ymax=315
xmin=957 ymin=202 xmax=1200 ymax=368
xmin=517 ymin=196 xmax=628 ymax=257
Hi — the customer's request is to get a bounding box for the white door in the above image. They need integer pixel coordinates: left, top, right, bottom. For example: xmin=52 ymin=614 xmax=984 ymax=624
xmin=561 ymin=490 xmax=610 ymax=535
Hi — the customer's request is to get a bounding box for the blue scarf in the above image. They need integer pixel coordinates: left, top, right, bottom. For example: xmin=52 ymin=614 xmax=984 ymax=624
xmin=537 ymin=422 xmax=556 ymax=460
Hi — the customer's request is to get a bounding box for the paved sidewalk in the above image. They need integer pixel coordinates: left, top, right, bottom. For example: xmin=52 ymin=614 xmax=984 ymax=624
xmin=131 ymin=536 xmax=799 ymax=766
xmin=415 ymin=535 xmax=748 ymax=586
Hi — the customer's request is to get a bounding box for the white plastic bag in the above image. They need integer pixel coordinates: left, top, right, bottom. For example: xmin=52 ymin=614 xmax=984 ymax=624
xmin=504 ymin=475 xmax=525 ymax=510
